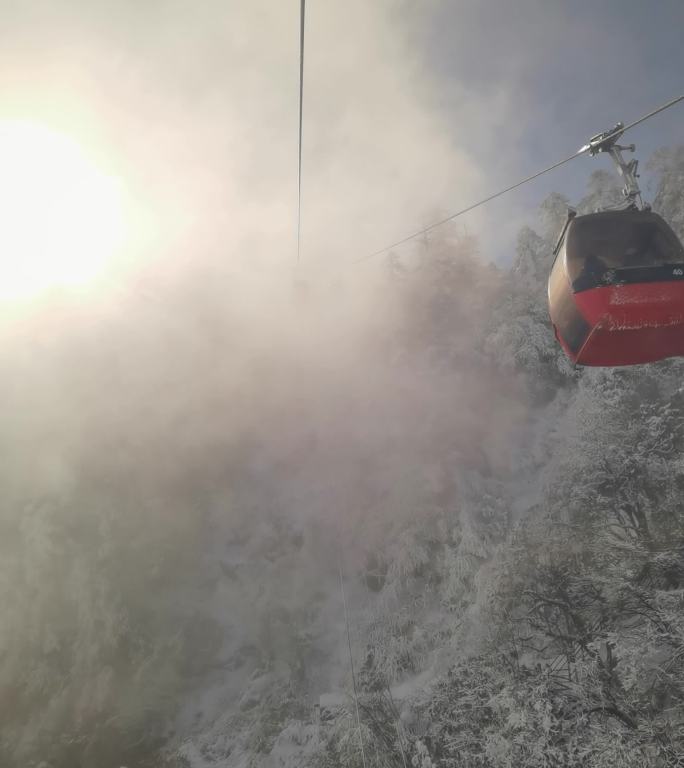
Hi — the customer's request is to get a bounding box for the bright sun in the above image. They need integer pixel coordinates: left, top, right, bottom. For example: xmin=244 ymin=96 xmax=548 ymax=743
xmin=0 ymin=120 xmax=125 ymax=301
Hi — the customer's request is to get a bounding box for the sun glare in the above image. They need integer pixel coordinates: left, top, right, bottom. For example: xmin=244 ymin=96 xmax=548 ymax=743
xmin=0 ymin=120 xmax=125 ymax=301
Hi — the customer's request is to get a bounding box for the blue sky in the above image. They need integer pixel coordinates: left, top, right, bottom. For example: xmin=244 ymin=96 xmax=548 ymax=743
xmin=421 ymin=0 xmax=683 ymax=240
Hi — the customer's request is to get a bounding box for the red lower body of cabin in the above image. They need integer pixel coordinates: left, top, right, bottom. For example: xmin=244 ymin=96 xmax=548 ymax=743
xmin=559 ymin=281 xmax=684 ymax=366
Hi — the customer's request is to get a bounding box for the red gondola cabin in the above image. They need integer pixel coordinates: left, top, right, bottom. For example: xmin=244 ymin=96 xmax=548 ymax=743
xmin=549 ymin=209 xmax=684 ymax=366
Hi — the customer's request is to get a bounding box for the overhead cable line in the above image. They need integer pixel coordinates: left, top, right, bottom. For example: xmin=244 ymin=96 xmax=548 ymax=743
xmin=296 ymin=0 xmax=306 ymax=265
xmin=356 ymin=93 xmax=684 ymax=264
xmin=356 ymin=150 xmax=580 ymax=263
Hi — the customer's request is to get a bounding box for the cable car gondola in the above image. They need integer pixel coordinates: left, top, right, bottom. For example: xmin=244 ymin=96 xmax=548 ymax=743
xmin=549 ymin=124 xmax=684 ymax=367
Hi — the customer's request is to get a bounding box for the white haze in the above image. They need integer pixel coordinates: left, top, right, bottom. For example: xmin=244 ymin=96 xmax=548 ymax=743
xmin=0 ymin=2 xmax=542 ymax=766
xmin=0 ymin=0 xmax=512 ymax=506
xmin=0 ymin=0 xmax=489 ymax=278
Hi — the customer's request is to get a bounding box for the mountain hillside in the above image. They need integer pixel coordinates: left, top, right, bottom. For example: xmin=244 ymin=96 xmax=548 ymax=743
xmin=1 ymin=150 xmax=683 ymax=768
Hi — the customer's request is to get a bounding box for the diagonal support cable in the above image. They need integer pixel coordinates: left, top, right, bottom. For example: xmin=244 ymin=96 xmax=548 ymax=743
xmin=355 ymin=94 xmax=684 ymax=264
